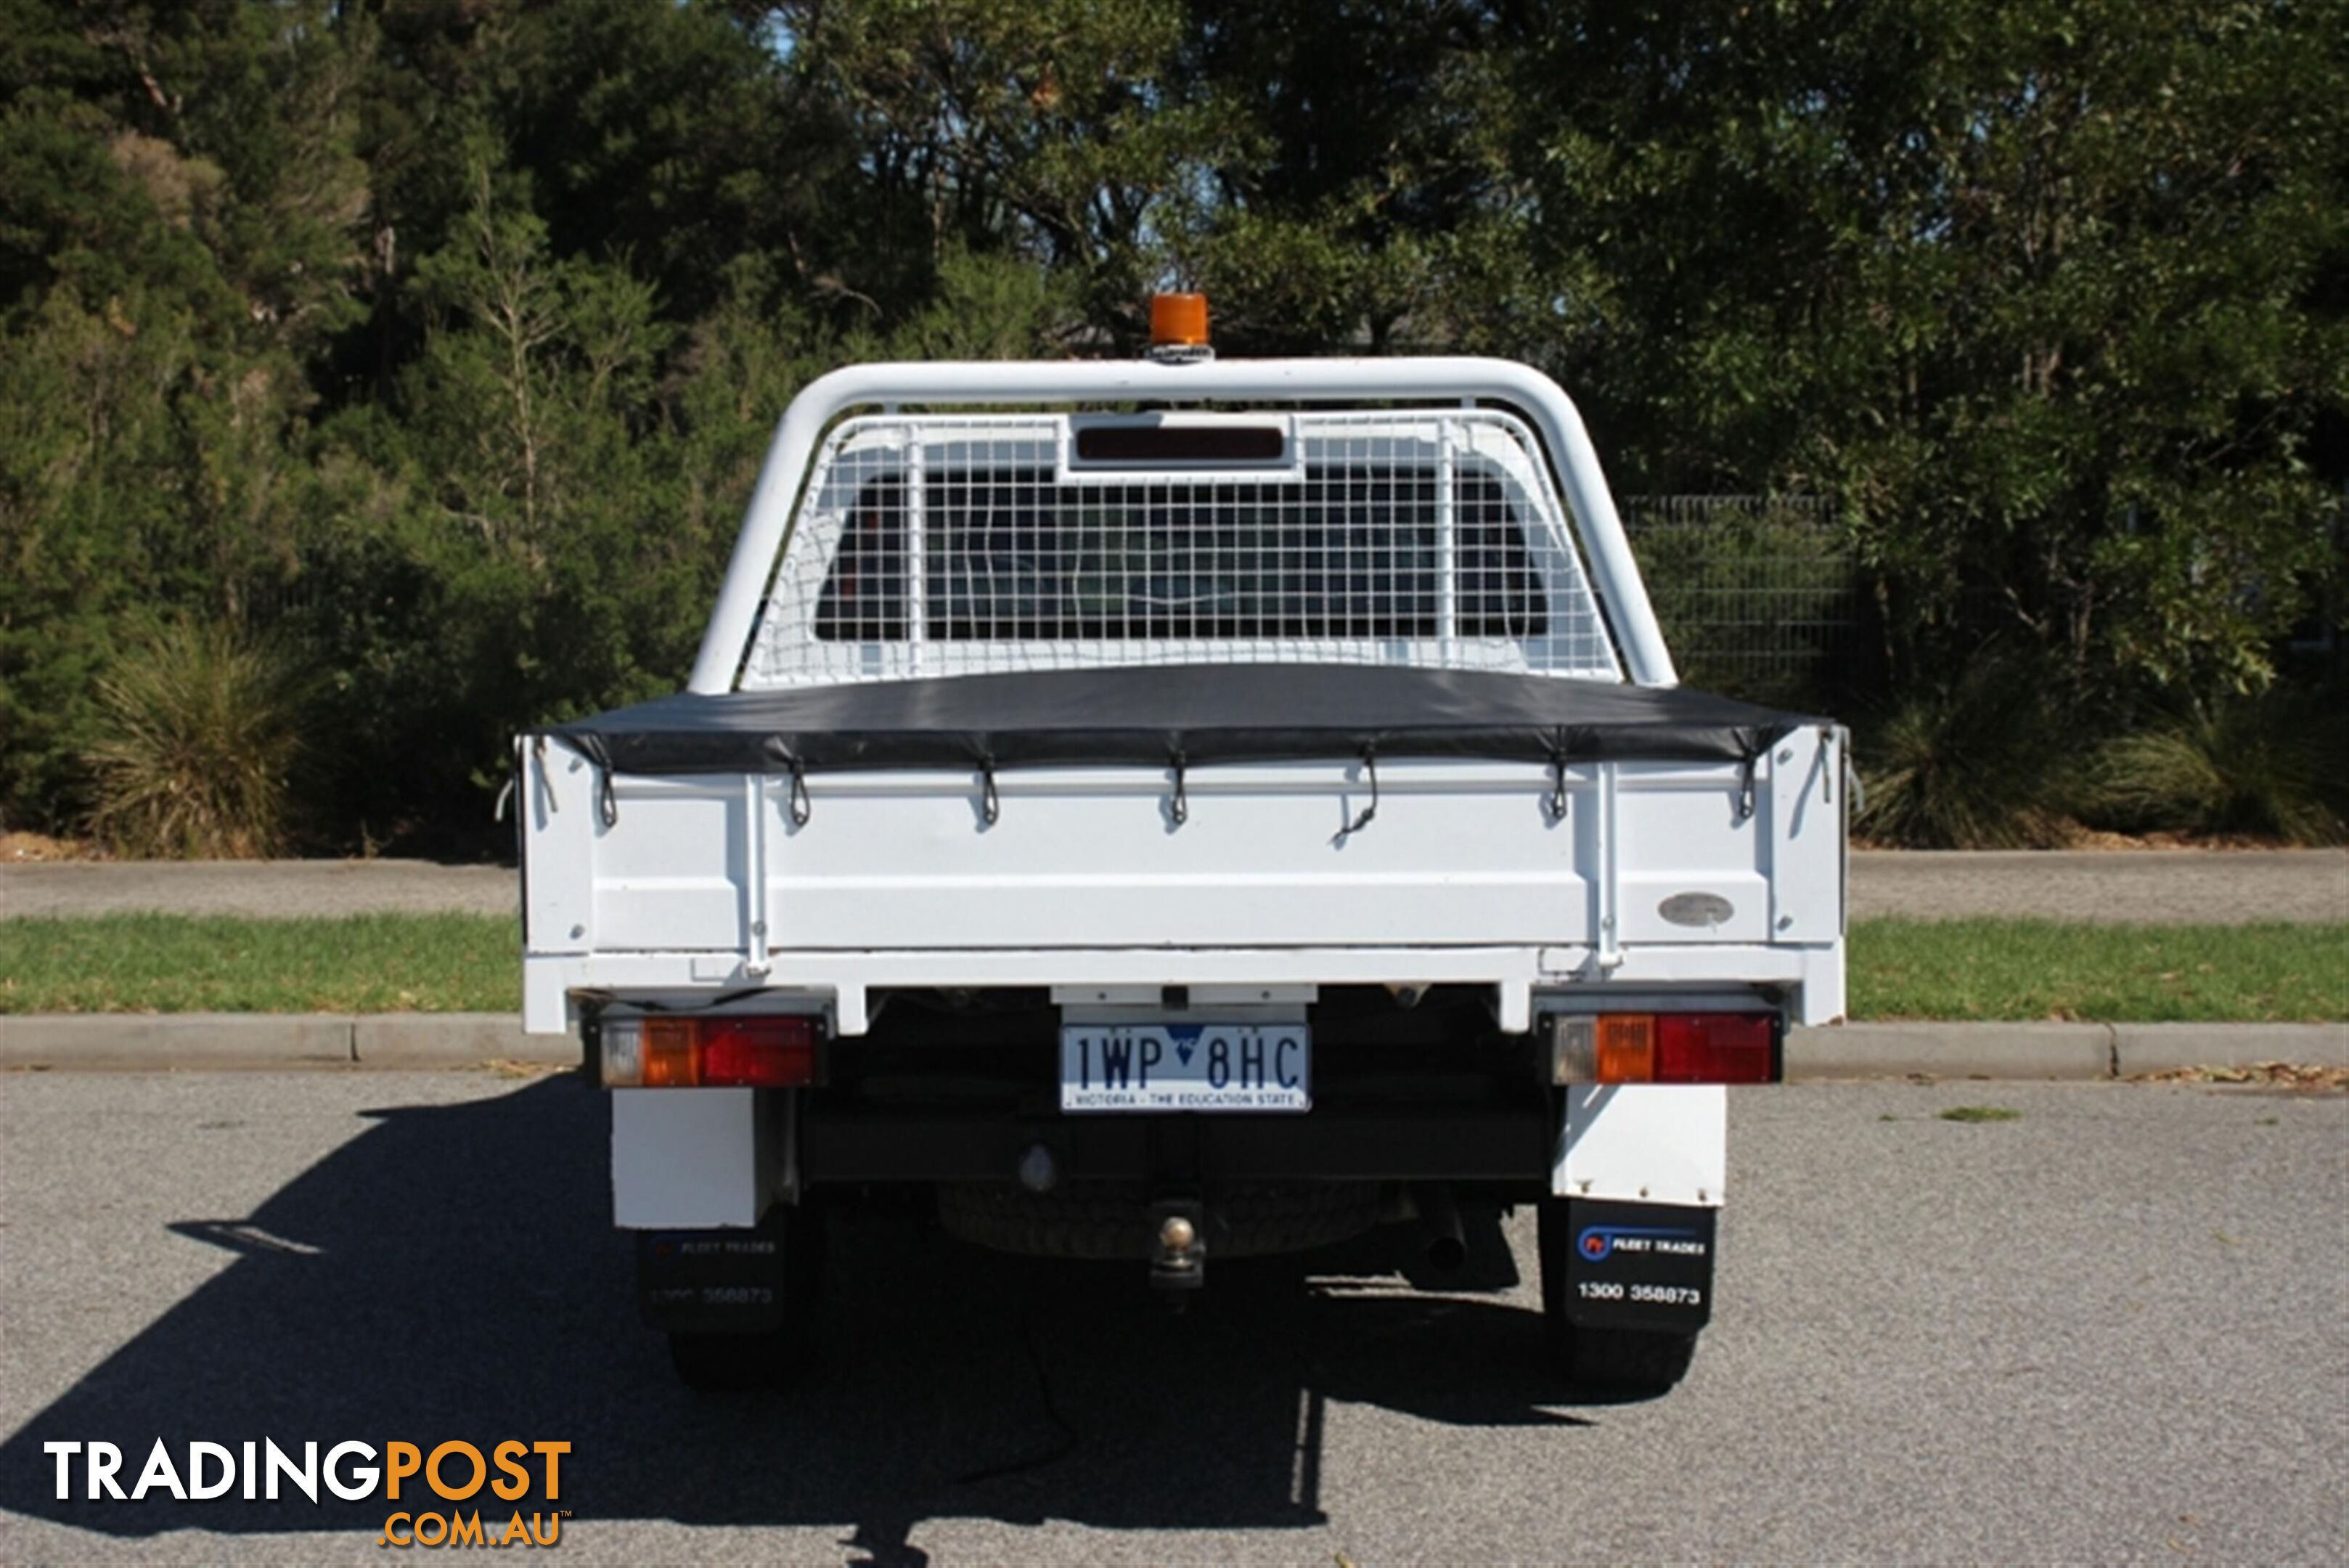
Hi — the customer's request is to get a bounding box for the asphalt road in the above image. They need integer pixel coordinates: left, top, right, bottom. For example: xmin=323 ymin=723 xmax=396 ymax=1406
xmin=6 ymin=848 xmax=2345 ymax=923
xmin=1 ymin=1071 xmax=2342 ymax=1563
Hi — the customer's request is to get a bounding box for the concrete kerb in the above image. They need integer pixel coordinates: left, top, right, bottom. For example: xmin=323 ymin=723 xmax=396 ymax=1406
xmin=1785 ymin=1020 xmax=2348 ymax=1079
xmin=1 ymin=1013 xmax=2342 ymax=1077
xmin=0 ymin=1013 xmax=575 ymax=1071
xmin=352 ymin=1013 xmax=568 ymax=1067
xmin=1786 ymin=1021 xmax=2117 ymax=1081
xmin=2108 ymin=1021 xmax=2349 ymax=1075
xmin=0 ymin=1013 xmax=361 ymax=1071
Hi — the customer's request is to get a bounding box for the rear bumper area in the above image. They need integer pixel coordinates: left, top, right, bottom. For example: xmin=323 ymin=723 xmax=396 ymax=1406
xmin=603 ymin=987 xmax=1742 ymax=1229
xmin=528 ymin=941 xmax=1848 ymax=1035
xmin=804 ymin=1107 xmax=1548 ymax=1185
xmin=799 ymin=986 xmax=1553 ymax=1189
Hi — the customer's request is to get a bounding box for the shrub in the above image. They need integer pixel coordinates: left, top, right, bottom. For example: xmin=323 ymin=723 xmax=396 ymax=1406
xmin=1854 ymin=650 xmax=2078 ymax=849
xmin=82 ymin=618 xmax=314 ymax=859
xmin=2080 ymin=689 xmax=2348 ymax=844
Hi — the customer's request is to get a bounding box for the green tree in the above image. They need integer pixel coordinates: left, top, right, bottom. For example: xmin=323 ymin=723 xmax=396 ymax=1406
xmin=298 ymin=157 xmax=691 ymax=833
xmin=783 ymin=0 xmax=1225 ymax=340
xmin=1170 ymin=0 xmax=1539 ymax=353
xmin=4 ymin=0 xmax=2343 ymax=852
xmin=0 ymin=0 xmax=368 ymax=829
xmin=1508 ymin=0 xmax=2348 ymax=701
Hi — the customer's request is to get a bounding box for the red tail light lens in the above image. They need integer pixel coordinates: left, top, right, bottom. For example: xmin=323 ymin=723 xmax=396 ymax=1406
xmin=1654 ymin=1013 xmax=1776 ymax=1084
xmin=700 ymin=1017 xmax=818 ymax=1087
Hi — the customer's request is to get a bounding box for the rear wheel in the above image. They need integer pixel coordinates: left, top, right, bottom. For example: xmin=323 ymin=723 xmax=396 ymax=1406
xmin=1535 ymin=1198 xmax=1699 ymax=1393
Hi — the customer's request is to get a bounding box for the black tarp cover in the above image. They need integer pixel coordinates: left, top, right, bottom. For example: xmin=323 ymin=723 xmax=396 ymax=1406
xmin=549 ymin=663 xmax=1824 ymax=778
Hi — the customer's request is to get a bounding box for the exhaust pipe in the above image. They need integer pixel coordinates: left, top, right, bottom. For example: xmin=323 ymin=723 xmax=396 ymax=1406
xmin=1415 ymin=1183 xmax=1466 ymax=1275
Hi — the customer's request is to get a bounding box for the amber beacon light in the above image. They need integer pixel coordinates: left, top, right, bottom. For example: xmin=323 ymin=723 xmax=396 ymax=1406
xmin=1148 ymin=291 xmax=1211 ymax=349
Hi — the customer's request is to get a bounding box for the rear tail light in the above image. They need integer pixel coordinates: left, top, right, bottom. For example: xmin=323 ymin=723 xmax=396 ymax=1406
xmin=1552 ymin=1013 xmax=1778 ymax=1085
xmin=1655 ymin=1012 xmax=1776 ymax=1083
xmin=602 ymin=1015 xmax=820 ymax=1087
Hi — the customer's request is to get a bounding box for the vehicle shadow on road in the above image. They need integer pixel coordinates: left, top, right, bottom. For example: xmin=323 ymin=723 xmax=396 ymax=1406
xmin=0 ymin=1075 xmax=1626 ymax=1561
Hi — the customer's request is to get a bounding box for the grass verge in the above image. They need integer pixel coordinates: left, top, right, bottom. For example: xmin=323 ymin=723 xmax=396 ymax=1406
xmin=0 ymin=913 xmax=518 ymax=1014
xmin=1 ymin=914 xmax=2343 ymax=1022
xmin=1849 ymin=918 xmax=2346 ymax=1023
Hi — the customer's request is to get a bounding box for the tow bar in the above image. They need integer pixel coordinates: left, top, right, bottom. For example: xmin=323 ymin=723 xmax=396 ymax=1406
xmin=1150 ymin=1198 xmax=1206 ymax=1303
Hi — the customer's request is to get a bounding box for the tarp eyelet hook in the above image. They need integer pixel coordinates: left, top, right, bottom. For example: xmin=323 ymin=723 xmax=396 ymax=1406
xmin=786 ymin=759 xmax=812 ymax=828
xmin=529 ymin=735 xmax=556 ymax=817
xmin=979 ymin=758 xmax=1000 ymax=828
xmin=1736 ymin=754 xmax=1757 ymax=823
xmin=1545 ymin=740 xmax=1569 ymax=822
xmin=596 ymin=767 xmax=618 ymax=829
xmin=1340 ymin=746 xmax=1379 ymax=839
xmin=1169 ymin=750 xmax=1189 ymax=827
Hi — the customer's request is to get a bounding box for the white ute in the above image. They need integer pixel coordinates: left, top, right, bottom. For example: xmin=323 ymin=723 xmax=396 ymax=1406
xmin=518 ymin=295 xmax=1847 ymax=1393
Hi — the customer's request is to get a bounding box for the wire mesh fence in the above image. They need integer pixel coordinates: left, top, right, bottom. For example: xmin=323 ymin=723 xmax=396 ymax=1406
xmin=1618 ymin=494 xmax=1857 ymax=711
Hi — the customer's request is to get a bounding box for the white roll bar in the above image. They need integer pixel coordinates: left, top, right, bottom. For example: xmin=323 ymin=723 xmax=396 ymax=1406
xmin=688 ymin=356 xmax=1678 ymax=693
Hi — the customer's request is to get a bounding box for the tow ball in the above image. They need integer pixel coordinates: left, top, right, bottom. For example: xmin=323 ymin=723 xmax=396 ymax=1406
xmin=1150 ymin=1199 xmax=1206 ymax=1302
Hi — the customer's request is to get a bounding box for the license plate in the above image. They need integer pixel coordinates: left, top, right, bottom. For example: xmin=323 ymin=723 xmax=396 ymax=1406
xmin=1059 ymin=1024 xmax=1311 ymax=1113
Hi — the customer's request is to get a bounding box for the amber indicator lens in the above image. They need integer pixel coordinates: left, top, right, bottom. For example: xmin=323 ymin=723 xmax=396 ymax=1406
xmin=640 ymin=1018 xmax=700 ymax=1087
xmin=1593 ymin=1014 xmax=1656 ymax=1084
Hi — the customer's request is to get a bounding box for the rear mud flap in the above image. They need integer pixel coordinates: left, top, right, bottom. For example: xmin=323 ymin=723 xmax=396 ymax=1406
xmin=636 ymin=1207 xmax=797 ymax=1333
xmin=1559 ymin=1198 xmax=1715 ymax=1333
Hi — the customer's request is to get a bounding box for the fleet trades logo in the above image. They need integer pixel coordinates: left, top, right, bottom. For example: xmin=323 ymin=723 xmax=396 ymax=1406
xmin=42 ymin=1439 xmax=572 ymax=1548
